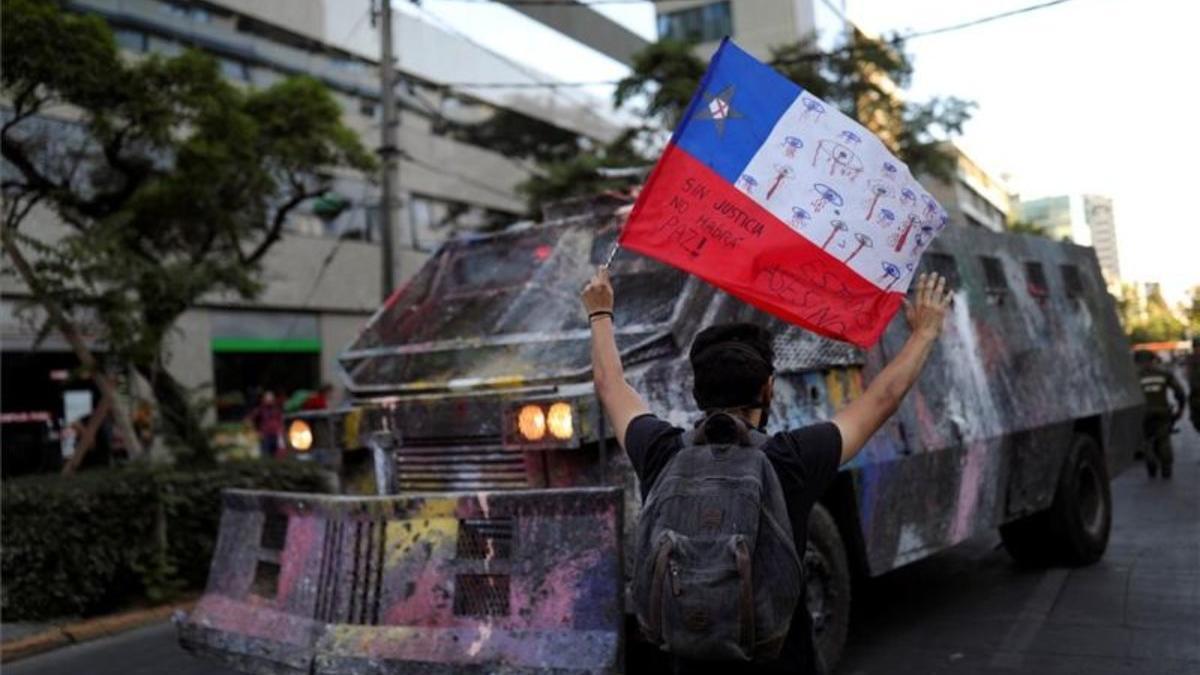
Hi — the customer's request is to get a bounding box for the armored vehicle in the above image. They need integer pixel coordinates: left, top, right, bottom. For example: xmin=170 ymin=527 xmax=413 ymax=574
xmin=179 ymin=196 xmax=1143 ymax=674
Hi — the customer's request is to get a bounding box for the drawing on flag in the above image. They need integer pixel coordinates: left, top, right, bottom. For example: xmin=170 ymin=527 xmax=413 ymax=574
xmin=619 ymin=38 xmax=948 ymax=347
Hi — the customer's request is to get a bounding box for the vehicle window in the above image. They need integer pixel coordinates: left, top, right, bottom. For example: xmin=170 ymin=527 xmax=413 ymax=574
xmin=446 ymin=235 xmax=553 ymax=293
xmin=979 ymin=256 xmax=1007 ymax=292
xmin=922 ymin=253 xmax=960 ymax=288
xmin=1024 ymin=261 xmax=1049 ymax=298
xmin=1060 ymin=264 xmax=1085 ymax=298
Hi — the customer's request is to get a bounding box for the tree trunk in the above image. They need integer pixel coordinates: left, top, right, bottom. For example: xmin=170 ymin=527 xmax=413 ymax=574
xmin=136 ymin=360 xmax=215 ymax=465
xmin=1 ymin=232 xmax=145 ymax=458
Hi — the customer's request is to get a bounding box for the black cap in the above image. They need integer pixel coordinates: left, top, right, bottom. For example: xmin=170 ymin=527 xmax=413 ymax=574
xmin=689 ymin=323 xmax=775 ymax=410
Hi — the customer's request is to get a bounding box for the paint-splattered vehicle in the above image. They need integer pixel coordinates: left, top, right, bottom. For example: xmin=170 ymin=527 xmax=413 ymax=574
xmin=179 ymin=196 xmax=1143 ymax=673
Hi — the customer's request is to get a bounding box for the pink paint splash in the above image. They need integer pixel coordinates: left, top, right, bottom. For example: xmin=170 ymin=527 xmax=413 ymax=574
xmin=276 ymin=516 xmax=321 ymax=608
xmin=949 ymin=440 xmax=987 ymax=543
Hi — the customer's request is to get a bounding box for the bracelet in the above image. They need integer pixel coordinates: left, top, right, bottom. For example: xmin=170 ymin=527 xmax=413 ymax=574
xmin=588 ymin=310 xmax=614 ymax=322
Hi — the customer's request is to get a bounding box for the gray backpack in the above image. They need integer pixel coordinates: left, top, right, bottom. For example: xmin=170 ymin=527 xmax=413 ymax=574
xmin=632 ymin=413 xmax=803 ymax=662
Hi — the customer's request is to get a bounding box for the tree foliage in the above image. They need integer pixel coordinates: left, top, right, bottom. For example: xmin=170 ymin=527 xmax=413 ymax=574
xmin=1 ymin=0 xmax=375 ymax=462
xmin=1115 ymin=282 xmax=1188 ymax=344
xmin=518 ymin=31 xmax=974 ymax=214
xmin=1007 ymin=218 xmax=1050 ymax=237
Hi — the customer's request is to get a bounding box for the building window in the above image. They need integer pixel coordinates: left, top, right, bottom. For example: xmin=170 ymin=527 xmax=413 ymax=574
xmin=657 ymin=1 xmax=732 ymax=43
xmin=359 ymin=98 xmax=378 ymax=119
xmin=114 ymin=28 xmax=147 ymax=52
xmin=162 ymin=2 xmax=211 ymax=23
xmin=218 ymin=57 xmax=250 ymax=82
xmin=409 ymin=194 xmax=515 ymax=252
xmin=1024 ymin=261 xmax=1049 ymax=299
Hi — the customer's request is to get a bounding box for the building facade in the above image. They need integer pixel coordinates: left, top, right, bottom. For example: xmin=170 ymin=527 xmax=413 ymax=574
xmin=655 ymin=0 xmax=850 ymax=60
xmin=1 ymin=0 xmax=634 ymax=461
xmin=1018 ymin=194 xmax=1121 ymax=282
xmin=920 ymin=143 xmax=1014 ymax=234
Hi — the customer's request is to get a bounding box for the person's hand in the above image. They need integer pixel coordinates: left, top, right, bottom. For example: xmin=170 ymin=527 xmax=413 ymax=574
xmin=904 ymin=272 xmax=953 ymax=341
xmin=582 ymin=266 xmax=614 ymax=315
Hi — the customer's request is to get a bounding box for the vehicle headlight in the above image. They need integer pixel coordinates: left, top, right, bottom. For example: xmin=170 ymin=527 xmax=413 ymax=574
xmin=288 ymin=419 xmax=313 ymax=452
xmin=517 ymin=404 xmax=546 ymax=442
xmin=547 ymin=402 xmax=574 ymax=440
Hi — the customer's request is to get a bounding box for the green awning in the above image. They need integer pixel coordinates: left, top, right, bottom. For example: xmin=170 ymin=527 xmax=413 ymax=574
xmin=211 ymin=338 xmax=321 ymax=353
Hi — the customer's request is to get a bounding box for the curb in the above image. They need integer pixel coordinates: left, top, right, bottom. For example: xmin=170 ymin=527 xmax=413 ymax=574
xmin=0 ymin=600 xmax=195 ymax=664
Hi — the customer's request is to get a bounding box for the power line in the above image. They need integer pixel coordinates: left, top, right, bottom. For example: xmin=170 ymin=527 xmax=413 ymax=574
xmin=903 ymin=0 xmax=1074 ymax=39
xmin=421 ymin=0 xmax=1079 ymax=89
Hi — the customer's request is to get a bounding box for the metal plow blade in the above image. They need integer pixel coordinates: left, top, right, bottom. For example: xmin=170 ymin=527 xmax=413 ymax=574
xmin=178 ymin=487 xmax=624 ymax=674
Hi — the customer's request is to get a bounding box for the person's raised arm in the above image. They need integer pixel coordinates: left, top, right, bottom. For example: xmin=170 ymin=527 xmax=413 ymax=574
xmin=833 ymin=272 xmax=952 ymax=465
xmin=582 ymin=266 xmax=650 ymax=451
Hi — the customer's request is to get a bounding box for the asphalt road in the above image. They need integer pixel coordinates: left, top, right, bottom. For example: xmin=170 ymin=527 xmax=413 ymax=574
xmin=9 ymin=423 xmax=1198 ymax=675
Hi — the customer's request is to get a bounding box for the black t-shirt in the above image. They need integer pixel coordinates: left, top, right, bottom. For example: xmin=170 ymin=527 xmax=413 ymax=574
xmin=624 ymin=414 xmax=844 ymax=675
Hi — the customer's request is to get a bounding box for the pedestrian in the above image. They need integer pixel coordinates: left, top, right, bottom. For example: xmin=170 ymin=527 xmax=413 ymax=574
xmin=1187 ymin=338 xmax=1200 ymax=433
xmin=582 ymin=267 xmax=953 ymax=674
xmin=301 ymin=383 xmax=334 ymax=411
xmin=1135 ymin=350 xmax=1186 ymax=479
xmin=246 ymin=390 xmax=284 ymax=459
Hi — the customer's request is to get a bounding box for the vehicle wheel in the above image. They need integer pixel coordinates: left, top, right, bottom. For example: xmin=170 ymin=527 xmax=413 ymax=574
xmin=805 ymin=504 xmax=851 ymax=671
xmin=999 ymin=433 xmax=1111 ymax=566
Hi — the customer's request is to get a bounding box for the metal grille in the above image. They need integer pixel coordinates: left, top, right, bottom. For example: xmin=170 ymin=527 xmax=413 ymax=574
xmin=773 ymin=327 xmax=862 ymax=373
xmin=1061 ymin=264 xmax=1085 ymax=298
xmin=457 ymin=519 xmax=514 ymax=560
xmin=394 ymin=443 xmax=527 ymax=491
xmin=980 ymin=256 xmax=1008 ymax=292
xmin=1024 ymin=261 xmax=1049 ymax=297
xmin=453 ymin=575 xmax=510 ymax=616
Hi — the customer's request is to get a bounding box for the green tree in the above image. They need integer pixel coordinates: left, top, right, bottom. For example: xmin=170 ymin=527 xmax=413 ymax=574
xmin=1181 ymin=286 xmax=1200 ymax=337
xmin=1007 ymin=218 xmax=1050 ymax=237
xmin=2 ymin=0 xmax=374 ymax=462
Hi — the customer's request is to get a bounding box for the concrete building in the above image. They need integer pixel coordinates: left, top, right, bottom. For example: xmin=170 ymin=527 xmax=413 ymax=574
xmin=655 ymin=0 xmax=851 ymax=60
xmin=0 ymin=0 xmax=638 ymax=457
xmin=1018 ymin=194 xmax=1121 ymax=282
xmin=920 ymin=143 xmax=1015 ymax=233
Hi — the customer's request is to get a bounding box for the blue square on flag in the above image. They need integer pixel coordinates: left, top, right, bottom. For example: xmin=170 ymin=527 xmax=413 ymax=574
xmin=620 ymin=38 xmax=948 ymax=347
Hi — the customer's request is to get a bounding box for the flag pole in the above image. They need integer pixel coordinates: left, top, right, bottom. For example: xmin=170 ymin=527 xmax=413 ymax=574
xmin=602 ymin=241 xmax=620 ymax=270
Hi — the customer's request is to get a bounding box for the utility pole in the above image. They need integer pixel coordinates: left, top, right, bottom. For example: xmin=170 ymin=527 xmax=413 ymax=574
xmin=377 ymin=0 xmax=399 ymax=299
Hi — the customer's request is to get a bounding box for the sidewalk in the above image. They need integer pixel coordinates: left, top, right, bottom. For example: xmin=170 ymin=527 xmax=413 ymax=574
xmin=0 ymin=600 xmax=194 ymax=664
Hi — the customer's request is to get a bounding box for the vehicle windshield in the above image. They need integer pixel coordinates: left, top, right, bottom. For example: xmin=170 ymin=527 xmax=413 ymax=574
xmin=342 ymin=219 xmax=689 ymax=389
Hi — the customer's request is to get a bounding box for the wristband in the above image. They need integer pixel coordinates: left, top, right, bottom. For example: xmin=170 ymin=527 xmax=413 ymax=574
xmin=588 ymin=310 xmax=614 ymax=323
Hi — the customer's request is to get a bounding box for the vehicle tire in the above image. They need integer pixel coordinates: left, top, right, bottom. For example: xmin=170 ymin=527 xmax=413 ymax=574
xmin=999 ymin=433 xmax=1111 ymax=566
xmin=805 ymin=504 xmax=852 ymax=671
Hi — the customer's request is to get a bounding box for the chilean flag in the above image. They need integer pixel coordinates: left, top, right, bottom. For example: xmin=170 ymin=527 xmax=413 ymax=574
xmin=620 ymin=39 xmax=948 ymax=347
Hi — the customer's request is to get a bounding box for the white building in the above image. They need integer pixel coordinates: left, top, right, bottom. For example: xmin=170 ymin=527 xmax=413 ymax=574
xmin=0 ymin=0 xmax=644 ymax=457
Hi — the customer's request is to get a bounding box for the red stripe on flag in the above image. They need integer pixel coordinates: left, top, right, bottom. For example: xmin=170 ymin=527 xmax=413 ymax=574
xmin=621 ymin=144 xmax=904 ymax=347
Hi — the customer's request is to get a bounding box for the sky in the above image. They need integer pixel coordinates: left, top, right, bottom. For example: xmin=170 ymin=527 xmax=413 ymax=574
xmin=408 ymin=0 xmax=1198 ymax=305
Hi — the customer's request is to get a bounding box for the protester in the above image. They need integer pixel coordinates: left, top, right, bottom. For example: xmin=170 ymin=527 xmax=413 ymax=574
xmin=1135 ymin=350 xmax=1186 ymax=479
xmin=246 ymin=390 xmax=284 ymax=459
xmin=582 ymin=267 xmax=953 ymax=674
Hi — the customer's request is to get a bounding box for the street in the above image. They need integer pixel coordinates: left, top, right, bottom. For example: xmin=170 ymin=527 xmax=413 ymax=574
xmin=9 ymin=424 xmax=1198 ymax=675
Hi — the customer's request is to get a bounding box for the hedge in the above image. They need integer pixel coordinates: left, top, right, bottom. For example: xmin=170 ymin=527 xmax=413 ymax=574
xmin=1 ymin=461 xmax=332 ymax=621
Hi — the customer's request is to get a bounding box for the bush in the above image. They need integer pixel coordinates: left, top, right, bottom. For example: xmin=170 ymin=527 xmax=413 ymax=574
xmin=1 ymin=461 xmax=331 ymax=621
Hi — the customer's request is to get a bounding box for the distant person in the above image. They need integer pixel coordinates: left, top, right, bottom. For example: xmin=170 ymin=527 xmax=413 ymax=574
xmin=246 ymin=391 xmax=284 ymax=459
xmin=1135 ymin=350 xmax=1186 ymax=479
xmin=582 ymin=267 xmax=952 ymax=674
xmin=1188 ymin=338 xmax=1200 ymax=433
xmin=302 ymin=383 xmax=334 ymax=411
